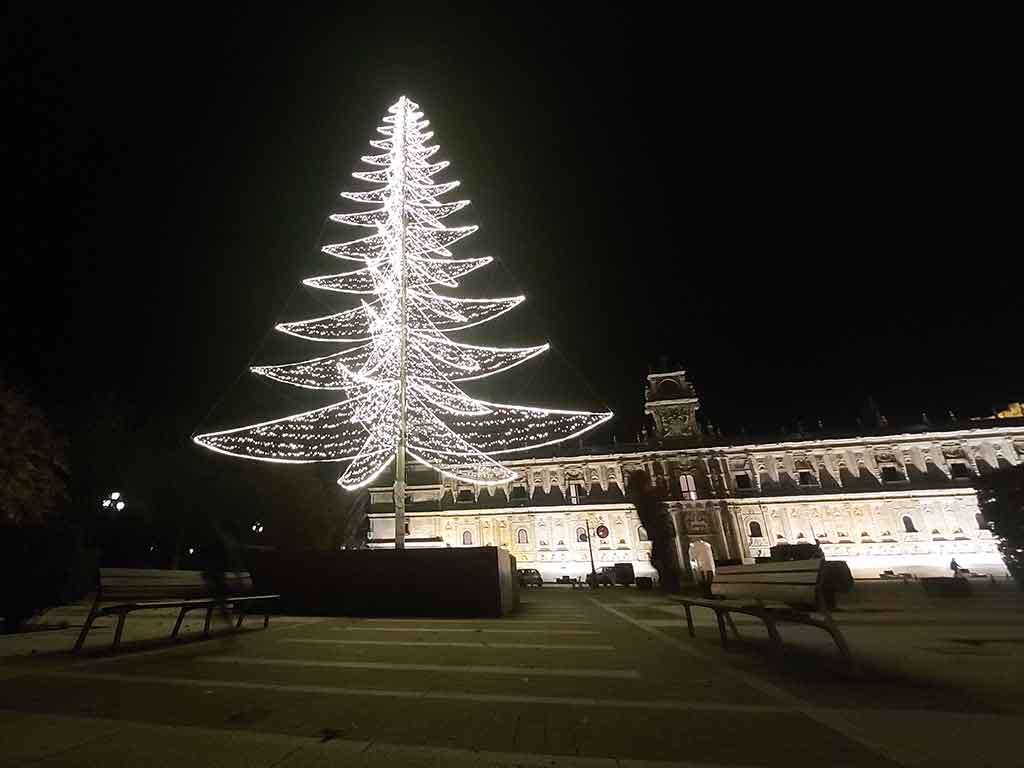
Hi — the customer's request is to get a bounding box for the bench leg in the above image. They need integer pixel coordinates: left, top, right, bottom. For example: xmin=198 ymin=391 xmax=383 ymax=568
xmin=763 ymin=617 xmax=784 ymax=655
xmin=172 ymin=606 xmax=189 ymax=638
xmin=73 ymin=611 xmax=98 ymax=653
xmin=725 ymin=612 xmax=741 ymax=641
xmin=112 ymin=612 xmax=127 ymax=650
xmin=204 ymin=606 xmax=214 ymax=635
xmin=822 ymin=615 xmax=857 ymax=671
xmin=715 ymin=610 xmax=729 ymax=648
xmin=683 ymin=603 xmax=695 ymax=638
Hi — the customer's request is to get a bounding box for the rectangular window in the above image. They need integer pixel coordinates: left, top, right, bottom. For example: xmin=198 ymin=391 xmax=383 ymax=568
xmin=950 ymin=462 xmax=971 ymax=479
xmin=568 ymin=484 xmax=581 ymax=504
xmin=679 ymin=473 xmax=697 ymax=500
xmin=734 ymin=473 xmax=752 ymax=490
xmin=798 ymin=470 xmax=817 ymax=486
xmin=880 ymin=465 xmax=904 ymax=483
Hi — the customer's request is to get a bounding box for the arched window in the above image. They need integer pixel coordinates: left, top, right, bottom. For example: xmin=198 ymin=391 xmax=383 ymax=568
xmin=516 ymin=528 xmax=529 ymax=544
xmin=637 ymin=526 xmax=649 ymax=542
xmin=975 ymin=513 xmax=988 ymax=530
xmin=748 ymin=521 xmax=763 ymax=538
xmin=902 ymin=516 xmax=917 ymax=533
xmin=576 ymin=526 xmax=587 ymax=542
xmin=462 ymin=530 xmax=473 ymax=545
xmin=657 ymin=379 xmax=682 ymax=398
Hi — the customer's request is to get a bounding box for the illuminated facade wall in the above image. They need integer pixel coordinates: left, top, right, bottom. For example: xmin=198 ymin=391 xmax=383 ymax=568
xmin=368 ymin=372 xmax=1023 ymax=579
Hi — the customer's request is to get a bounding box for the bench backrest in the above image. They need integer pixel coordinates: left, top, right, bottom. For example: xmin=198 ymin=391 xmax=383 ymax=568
xmin=711 ymin=559 xmax=825 ymax=609
xmin=97 ymin=568 xmax=253 ymax=604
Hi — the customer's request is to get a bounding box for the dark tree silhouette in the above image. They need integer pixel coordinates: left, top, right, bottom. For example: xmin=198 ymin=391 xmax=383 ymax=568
xmin=975 ymin=464 xmax=1024 ymax=586
xmin=0 ymin=382 xmax=67 ymax=525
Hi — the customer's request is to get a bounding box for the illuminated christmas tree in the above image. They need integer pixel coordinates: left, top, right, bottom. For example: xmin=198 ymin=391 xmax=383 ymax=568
xmin=194 ymin=96 xmax=611 ymax=546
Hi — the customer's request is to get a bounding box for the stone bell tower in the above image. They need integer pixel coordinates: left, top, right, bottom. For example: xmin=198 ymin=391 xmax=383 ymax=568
xmin=644 ymin=369 xmax=702 ymax=443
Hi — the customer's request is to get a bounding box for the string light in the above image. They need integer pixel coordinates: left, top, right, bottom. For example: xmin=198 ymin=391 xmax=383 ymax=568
xmin=195 ymin=96 xmax=612 ymax=488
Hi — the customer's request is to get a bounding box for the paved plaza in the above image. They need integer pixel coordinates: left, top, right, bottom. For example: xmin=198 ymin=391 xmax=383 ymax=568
xmin=1 ymin=584 xmax=1022 ymax=767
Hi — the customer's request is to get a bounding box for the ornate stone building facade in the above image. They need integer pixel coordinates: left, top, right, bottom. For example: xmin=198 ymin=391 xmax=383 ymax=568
xmin=368 ymin=371 xmax=1023 ymax=579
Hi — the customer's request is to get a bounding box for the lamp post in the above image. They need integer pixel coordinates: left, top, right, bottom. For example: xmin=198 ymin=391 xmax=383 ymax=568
xmin=584 ymin=519 xmax=598 ymax=586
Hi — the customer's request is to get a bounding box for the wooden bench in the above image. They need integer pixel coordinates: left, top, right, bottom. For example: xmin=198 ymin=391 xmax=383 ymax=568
xmin=73 ymin=568 xmax=280 ymax=652
xmin=671 ymin=560 xmax=855 ymax=667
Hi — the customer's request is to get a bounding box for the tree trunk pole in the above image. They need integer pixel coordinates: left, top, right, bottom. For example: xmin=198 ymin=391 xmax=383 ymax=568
xmin=394 ymin=96 xmax=409 ymax=550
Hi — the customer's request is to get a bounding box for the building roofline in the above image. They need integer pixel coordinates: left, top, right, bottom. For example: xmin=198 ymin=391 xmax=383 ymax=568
xmin=494 ymin=424 xmax=1024 ymax=467
xmin=368 ymin=502 xmax=634 ymax=518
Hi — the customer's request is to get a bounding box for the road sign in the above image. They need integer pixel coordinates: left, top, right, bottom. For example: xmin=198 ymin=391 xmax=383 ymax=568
xmin=596 ymin=524 xmax=609 ymax=539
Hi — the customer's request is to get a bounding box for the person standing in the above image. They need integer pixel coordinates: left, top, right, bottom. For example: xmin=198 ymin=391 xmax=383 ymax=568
xmin=202 ymin=518 xmax=245 ymax=627
xmin=627 ymin=470 xmax=681 ymax=591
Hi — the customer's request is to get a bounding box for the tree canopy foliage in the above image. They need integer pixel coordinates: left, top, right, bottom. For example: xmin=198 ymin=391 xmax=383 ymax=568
xmin=0 ymin=383 xmax=67 ymax=524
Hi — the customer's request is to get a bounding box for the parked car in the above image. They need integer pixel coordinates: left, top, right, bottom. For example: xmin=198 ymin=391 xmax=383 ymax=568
xmin=517 ymin=568 xmax=543 ymax=587
xmin=613 ymin=562 xmax=635 ymax=586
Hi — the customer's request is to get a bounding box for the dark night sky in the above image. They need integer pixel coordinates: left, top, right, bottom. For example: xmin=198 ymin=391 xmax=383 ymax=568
xmin=5 ymin=6 xmax=1021 ymax=453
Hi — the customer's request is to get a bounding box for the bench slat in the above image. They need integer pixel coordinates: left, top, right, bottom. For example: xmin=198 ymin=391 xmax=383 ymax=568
xmin=714 ymin=571 xmax=820 ymax=585
xmin=97 ymin=568 xmax=254 ymax=605
xmin=717 ymin=560 xmax=823 ymax=575
xmin=713 ymin=582 xmax=817 ymax=604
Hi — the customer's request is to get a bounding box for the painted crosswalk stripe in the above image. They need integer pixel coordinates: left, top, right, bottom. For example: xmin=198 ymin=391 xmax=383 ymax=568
xmin=50 ymin=671 xmax=779 ymax=713
xmin=281 ymin=638 xmax=616 ymax=650
xmin=201 ymin=656 xmax=640 ymax=678
xmin=339 ymin=626 xmax=600 ymax=635
xmin=351 ymin=618 xmax=589 ymax=626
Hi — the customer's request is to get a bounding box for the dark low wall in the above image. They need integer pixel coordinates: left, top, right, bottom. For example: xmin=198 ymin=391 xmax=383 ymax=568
xmin=247 ymin=546 xmax=519 ymax=618
xmin=921 ymin=576 xmax=972 ymax=597
xmin=1 ymin=526 xmax=98 ymax=631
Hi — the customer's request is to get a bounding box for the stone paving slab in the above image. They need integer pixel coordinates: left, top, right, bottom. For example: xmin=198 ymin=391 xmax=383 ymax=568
xmin=3 ymin=586 xmax=1020 ymax=766
xmin=0 ymin=674 xmax=889 ymax=766
xmin=0 ymin=709 xmax=769 ymax=768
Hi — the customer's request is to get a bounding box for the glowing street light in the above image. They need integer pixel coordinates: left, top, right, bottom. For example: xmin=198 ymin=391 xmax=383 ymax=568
xmin=251 ymin=521 xmax=265 ymax=534
xmin=101 ymin=491 xmax=126 ymax=512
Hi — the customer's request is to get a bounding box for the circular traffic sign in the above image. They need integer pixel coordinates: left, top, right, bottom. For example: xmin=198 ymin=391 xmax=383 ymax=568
xmin=596 ymin=524 xmax=609 ymax=539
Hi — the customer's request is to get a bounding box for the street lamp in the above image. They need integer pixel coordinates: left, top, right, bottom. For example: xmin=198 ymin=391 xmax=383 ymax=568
xmin=251 ymin=521 xmax=265 ymax=534
xmin=101 ymin=491 xmax=126 ymax=512
xmin=584 ymin=519 xmax=598 ymax=586
xmin=577 ymin=516 xmax=609 ymax=587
